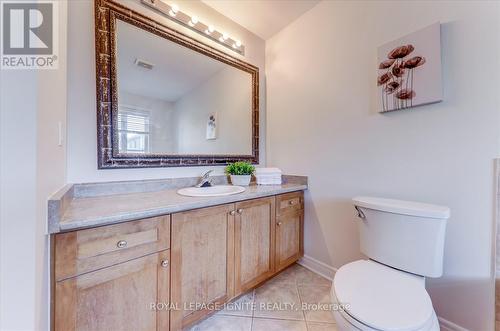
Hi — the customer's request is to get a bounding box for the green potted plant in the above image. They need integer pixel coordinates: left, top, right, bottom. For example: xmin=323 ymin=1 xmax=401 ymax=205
xmin=225 ymin=161 xmax=255 ymax=186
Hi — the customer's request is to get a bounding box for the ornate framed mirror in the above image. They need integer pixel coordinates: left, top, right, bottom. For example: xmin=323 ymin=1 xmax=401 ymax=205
xmin=95 ymin=0 xmax=259 ymax=168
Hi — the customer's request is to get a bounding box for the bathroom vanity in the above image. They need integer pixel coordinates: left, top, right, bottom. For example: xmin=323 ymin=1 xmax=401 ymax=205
xmin=49 ymin=176 xmax=306 ymax=330
xmin=48 ymin=1 xmax=307 ymax=329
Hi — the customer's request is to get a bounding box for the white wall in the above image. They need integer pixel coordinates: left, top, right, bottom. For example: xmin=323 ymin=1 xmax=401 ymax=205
xmin=67 ymin=0 xmax=265 ymax=183
xmin=0 ymin=1 xmax=68 ymax=330
xmin=0 ymin=69 xmax=39 ymax=331
xmin=266 ymin=1 xmax=499 ymax=330
xmin=174 ymin=67 xmax=253 ymax=155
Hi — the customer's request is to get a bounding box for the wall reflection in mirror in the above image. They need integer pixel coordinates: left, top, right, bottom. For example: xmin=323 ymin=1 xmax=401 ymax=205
xmin=115 ymin=20 xmax=253 ymax=156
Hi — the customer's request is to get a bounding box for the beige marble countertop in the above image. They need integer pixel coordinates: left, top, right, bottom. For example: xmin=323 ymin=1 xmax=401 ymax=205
xmin=48 ymin=176 xmax=307 ymax=234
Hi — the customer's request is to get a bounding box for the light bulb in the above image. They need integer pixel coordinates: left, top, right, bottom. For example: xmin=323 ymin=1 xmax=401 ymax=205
xmin=188 ymin=15 xmax=198 ymax=27
xmin=169 ymin=4 xmax=179 ymax=17
xmin=219 ymin=32 xmax=229 ymax=43
xmin=205 ymin=25 xmax=215 ymax=35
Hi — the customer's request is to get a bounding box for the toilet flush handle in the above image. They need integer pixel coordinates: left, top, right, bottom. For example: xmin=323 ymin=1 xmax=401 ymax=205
xmin=354 ymin=206 xmax=366 ymax=219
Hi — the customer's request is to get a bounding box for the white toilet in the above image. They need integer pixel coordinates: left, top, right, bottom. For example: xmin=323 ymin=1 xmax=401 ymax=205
xmin=331 ymin=196 xmax=450 ymax=331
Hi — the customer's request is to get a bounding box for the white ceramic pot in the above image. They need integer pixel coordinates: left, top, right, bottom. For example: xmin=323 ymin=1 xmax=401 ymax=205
xmin=230 ymin=175 xmax=251 ymax=186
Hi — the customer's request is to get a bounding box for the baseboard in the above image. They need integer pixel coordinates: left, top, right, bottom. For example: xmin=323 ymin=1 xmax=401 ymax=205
xmin=297 ymin=255 xmax=337 ymax=280
xmin=438 ymin=317 xmax=470 ymax=331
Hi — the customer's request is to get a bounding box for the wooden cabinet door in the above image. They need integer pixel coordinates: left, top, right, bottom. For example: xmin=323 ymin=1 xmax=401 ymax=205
xmin=170 ymin=204 xmax=235 ymax=330
xmin=54 ymin=250 xmax=170 ymax=331
xmin=275 ymin=208 xmax=304 ymax=272
xmin=234 ymin=197 xmax=275 ymax=296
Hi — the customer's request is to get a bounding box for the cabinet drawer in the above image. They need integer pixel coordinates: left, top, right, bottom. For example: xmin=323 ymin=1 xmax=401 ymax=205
xmin=54 ymin=215 xmax=170 ymax=281
xmin=276 ymin=192 xmax=303 ymax=216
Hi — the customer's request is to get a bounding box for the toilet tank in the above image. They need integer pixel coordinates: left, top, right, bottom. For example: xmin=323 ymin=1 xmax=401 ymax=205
xmin=353 ymin=196 xmax=449 ymax=278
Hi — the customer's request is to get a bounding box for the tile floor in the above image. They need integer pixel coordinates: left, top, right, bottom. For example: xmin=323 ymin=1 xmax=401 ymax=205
xmin=187 ymin=264 xmax=338 ymax=331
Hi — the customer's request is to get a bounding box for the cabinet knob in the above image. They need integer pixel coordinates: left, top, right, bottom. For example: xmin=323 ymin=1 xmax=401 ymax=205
xmin=277 ymin=221 xmax=283 ymax=226
xmin=117 ymin=240 xmax=127 ymax=248
xmin=237 ymin=208 xmax=243 ymax=214
xmin=161 ymin=259 xmax=169 ymax=268
xmin=289 ymin=200 xmax=295 ymax=205
xmin=229 ymin=210 xmax=236 ymax=216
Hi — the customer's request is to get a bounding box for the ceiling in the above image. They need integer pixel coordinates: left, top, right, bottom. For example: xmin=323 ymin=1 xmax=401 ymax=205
xmin=117 ymin=20 xmax=226 ymax=102
xmin=201 ymin=0 xmax=320 ymax=40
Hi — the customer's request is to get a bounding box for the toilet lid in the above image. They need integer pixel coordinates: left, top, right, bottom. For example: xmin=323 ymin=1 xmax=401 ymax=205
xmin=334 ymin=260 xmax=433 ymax=331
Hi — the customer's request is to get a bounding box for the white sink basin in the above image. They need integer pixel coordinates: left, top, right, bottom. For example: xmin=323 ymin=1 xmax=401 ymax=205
xmin=177 ymin=185 xmax=246 ymax=197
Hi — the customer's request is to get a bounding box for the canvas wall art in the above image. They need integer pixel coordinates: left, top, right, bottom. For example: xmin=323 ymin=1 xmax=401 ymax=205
xmin=377 ymin=22 xmax=442 ymax=113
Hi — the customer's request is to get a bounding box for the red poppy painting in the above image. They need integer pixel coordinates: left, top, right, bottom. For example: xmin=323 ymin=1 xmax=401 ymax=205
xmin=377 ymin=23 xmax=442 ymax=113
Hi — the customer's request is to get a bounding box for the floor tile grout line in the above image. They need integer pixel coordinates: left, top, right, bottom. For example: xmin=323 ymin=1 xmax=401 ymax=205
xmin=252 ymin=289 xmax=256 ymax=319
xmin=252 ymin=315 xmax=337 ymax=324
xmin=297 ymin=283 xmax=332 ymax=288
xmin=217 ymin=313 xmax=253 ymax=317
xmin=214 ymin=314 xmax=337 ymax=326
xmin=296 ymin=279 xmax=310 ymax=331
xmin=250 ymin=289 xmax=255 ymax=331
xmin=252 ymin=315 xmax=306 ymax=322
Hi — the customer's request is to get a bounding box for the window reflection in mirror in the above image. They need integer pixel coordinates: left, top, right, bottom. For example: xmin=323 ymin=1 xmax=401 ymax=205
xmin=115 ymin=20 xmax=253 ymax=156
xmin=117 ymin=107 xmax=151 ymax=153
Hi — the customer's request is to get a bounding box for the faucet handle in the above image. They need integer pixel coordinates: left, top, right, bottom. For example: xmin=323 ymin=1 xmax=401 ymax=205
xmin=201 ymin=170 xmax=213 ymax=179
xmin=196 ymin=170 xmax=214 ymax=187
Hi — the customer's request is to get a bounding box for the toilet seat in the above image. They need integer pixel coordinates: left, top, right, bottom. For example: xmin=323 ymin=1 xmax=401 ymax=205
xmin=333 ymin=260 xmax=435 ymax=331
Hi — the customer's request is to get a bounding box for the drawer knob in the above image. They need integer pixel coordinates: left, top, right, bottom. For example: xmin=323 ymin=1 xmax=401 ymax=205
xmin=237 ymin=209 xmax=243 ymax=214
xmin=116 ymin=240 xmax=127 ymax=248
xmin=289 ymin=200 xmax=295 ymax=205
xmin=277 ymin=221 xmax=283 ymax=226
xmin=161 ymin=260 xmax=169 ymax=268
xmin=229 ymin=210 xmax=236 ymax=216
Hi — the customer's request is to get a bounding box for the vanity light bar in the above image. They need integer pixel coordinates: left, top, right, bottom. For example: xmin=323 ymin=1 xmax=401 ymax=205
xmin=141 ymin=0 xmax=245 ymax=55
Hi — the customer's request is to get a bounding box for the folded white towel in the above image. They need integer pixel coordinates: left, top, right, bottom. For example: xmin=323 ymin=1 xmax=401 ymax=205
xmin=255 ymin=174 xmax=281 ymax=178
xmin=256 ymin=180 xmax=282 ymax=185
xmin=257 ymin=180 xmax=281 ymax=184
xmin=255 ymin=168 xmax=282 ymax=185
xmin=255 ymin=167 xmax=282 ymax=175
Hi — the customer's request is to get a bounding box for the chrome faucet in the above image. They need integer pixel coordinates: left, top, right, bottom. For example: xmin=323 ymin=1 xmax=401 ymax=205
xmin=195 ymin=170 xmax=213 ymax=187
